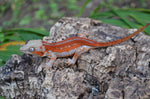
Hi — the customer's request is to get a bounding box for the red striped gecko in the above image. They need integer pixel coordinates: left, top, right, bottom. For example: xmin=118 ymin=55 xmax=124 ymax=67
xmin=20 ymin=24 xmax=149 ymax=69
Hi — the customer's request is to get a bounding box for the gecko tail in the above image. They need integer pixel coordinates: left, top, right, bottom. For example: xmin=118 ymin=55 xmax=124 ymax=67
xmin=96 ymin=23 xmax=150 ymax=47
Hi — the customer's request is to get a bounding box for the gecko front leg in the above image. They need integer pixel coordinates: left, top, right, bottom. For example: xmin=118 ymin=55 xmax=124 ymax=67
xmin=68 ymin=46 xmax=93 ymax=65
xmin=45 ymin=53 xmax=57 ymax=70
xmin=68 ymin=30 xmax=89 ymax=65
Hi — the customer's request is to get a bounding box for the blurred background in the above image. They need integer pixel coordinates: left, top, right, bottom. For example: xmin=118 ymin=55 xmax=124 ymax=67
xmin=0 ymin=0 xmax=150 ymax=31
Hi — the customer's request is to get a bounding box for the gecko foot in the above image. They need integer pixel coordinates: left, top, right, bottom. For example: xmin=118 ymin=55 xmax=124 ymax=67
xmin=45 ymin=66 xmax=51 ymax=70
xmin=44 ymin=63 xmax=52 ymax=70
xmin=67 ymin=59 xmax=75 ymax=65
xmin=43 ymin=66 xmax=51 ymax=71
xmin=67 ymin=59 xmax=77 ymax=70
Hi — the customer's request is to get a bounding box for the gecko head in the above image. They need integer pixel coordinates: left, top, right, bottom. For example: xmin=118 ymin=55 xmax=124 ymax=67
xmin=20 ymin=40 xmax=45 ymax=56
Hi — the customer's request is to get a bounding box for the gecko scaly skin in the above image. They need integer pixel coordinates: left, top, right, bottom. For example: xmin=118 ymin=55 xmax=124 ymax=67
xmin=20 ymin=24 xmax=149 ymax=69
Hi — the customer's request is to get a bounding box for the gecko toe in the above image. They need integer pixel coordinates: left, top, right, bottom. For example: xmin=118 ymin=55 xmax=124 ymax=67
xmin=44 ymin=65 xmax=51 ymax=71
xmin=67 ymin=59 xmax=75 ymax=65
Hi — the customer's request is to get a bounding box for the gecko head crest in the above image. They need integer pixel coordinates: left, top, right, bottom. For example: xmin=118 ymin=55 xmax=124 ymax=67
xmin=20 ymin=40 xmax=44 ymax=55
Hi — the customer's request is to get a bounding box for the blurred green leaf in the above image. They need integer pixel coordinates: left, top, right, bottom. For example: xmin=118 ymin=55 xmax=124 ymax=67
xmin=0 ymin=27 xmax=49 ymax=65
xmin=0 ymin=2 xmax=11 ymax=15
xmin=19 ymin=32 xmax=42 ymax=41
xmin=90 ymin=4 xmax=150 ymax=34
xmin=102 ymin=3 xmax=136 ymax=28
xmin=12 ymin=0 xmax=23 ymax=20
xmin=77 ymin=0 xmax=91 ymax=17
xmin=1 ymin=28 xmax=49 ymax=36
xmin=0 ymin=33 xmax=4 ymax=42
xmin=4 ymin=36 xmax=22 ymax=41
xmin=90 ymin=4 xmax=102 ymax=17
xmin=131 ymin=8 xmax=150 ymax=12
xmin=32 ymin=0 xmax=39 ymax=2
xmin=19 ymin=15 xmax=31 ymax=26
xmin=49 ymin=1 xmax=58 ymax=13
xmin=3 ymin=21 xmax=14 ymax=26
xmin=68 ymin=0 xmax=78 ymax=10
xmin=100 ymin=19 xmax=130 ymax=28
xmin=0 ymin=28 xmax=49 ymax=42
xmin=0 ymin=45 xmax=22 ymax=61
xmin=35 ymin=9 xmax=45 ymax=20
xmin=0 ymin=41 xmax=25 ymax=66
xmin=0 ymin=96 xmax=6 ymax=99
xmin=0 ymin=58 xmax=4 ymax=67
xmin=144 ymin=25 xmax=150 ymax=35
xmin=0 ymin=27 xmax=49 ymax=66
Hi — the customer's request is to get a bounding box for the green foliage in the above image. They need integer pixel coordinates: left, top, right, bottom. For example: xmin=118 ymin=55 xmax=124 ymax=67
xmin=0 ymin=2 xmax=11 ymax=17
xmin=49 ymin=1 xmax=58 ymax=13
xmin=0 ymin=45 xmax=22 ymax=66
xmin=0 ymin=0 xmax=81 ymax=30
xmin=31 ymin=0 xmax=39 ymax=2
xmin=78 ymin=2 xmax=150 ymax=35
xmin=0 ymin=33 xmax=4 ymax=42
xmin=0 ymin=28 xmax=49 ymax=66
xmin=0 ymin=28 xmax=4 ymax=42
xmin=78 ymin=0 xmax=91 ymax=17
xmin=35 ymin=8 xmax=47 ymax=20
xmin=91 ymin=7 xmax=150 ymax=34
xmin=0 ymin=96 xmax=6 ymax=99
xmin=67 ymin=0 xmax=78 ymax=10
xmin=1 ymin=28 xmax=49 ymax=42
xmin=13 ymin=0 xmax=23 ymax=19
xmin=19 ymin=15 xmax=31 ymax=26
xmin=48 ymin=0 xmax=64 ymax=18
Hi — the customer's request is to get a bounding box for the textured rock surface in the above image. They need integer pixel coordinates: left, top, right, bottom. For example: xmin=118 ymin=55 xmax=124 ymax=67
xmin=0 ymin=17 xmax=150 ymax=99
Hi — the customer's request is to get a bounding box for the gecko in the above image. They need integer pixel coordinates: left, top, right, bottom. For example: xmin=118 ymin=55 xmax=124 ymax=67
xmin=20 ymin=24 xmax=149 ymax=69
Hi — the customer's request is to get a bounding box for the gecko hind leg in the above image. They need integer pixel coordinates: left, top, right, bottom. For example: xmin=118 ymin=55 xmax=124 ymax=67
xmin=68 ymin=46 xmax=93 ymax=65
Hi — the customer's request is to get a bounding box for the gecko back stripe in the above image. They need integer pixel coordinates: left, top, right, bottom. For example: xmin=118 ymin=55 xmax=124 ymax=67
xmin=42 ymin=23 xmax=149 ymax=53
xmin=42 ymin=37 xmax=95 ymax=46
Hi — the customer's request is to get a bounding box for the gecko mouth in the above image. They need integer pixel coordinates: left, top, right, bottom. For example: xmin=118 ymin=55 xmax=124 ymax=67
xmin=20 ymin=49 xmax=27 ymax=53
xmin=20 ymin=49 xmax=31 ymax=54
xmin=20 ymin=47 xmax=29 ymax=53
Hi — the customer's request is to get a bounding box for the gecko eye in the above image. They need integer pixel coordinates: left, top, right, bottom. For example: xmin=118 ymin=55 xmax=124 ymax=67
xmin=29 ymin=47 xmax=35 ymax=52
